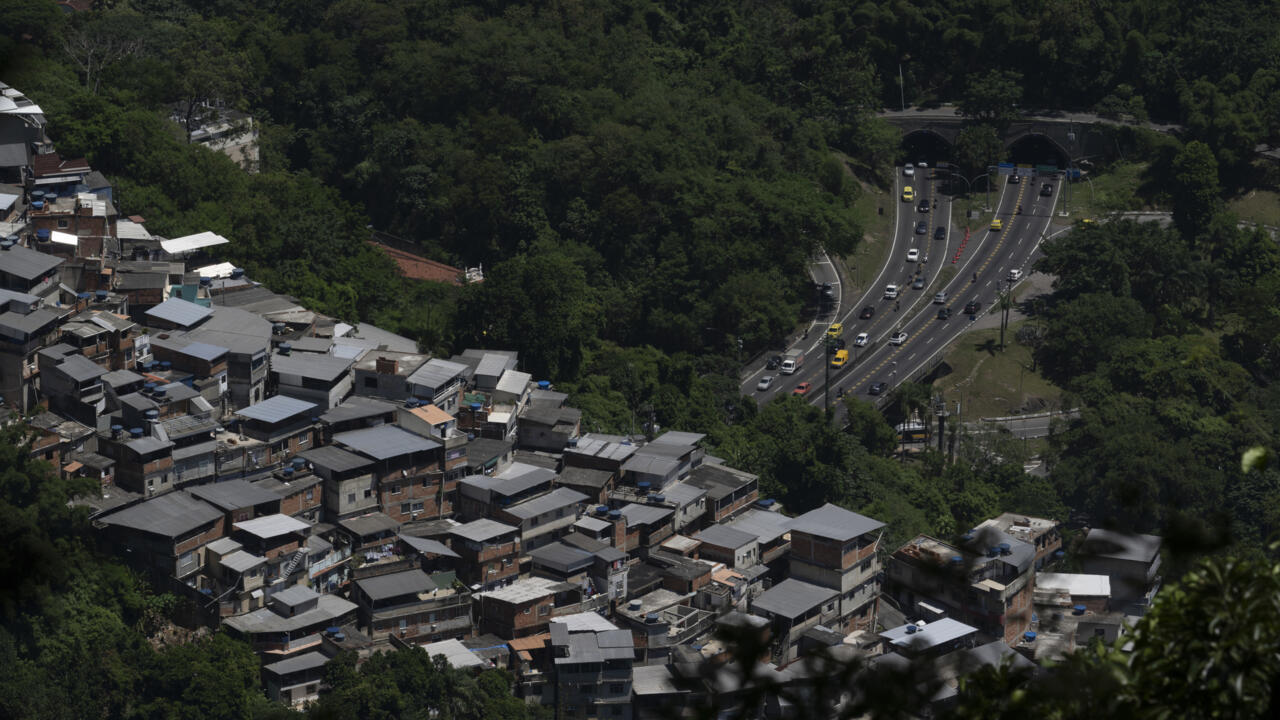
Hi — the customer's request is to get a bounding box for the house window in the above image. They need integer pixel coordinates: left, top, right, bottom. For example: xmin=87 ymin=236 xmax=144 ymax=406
xmin=364 ymin=489 xmax=372 ymax=498
xmin=347 ymin=493 xmax=356 ymax=503
xmin=412 ymin=501 xmax=424 ymax=512
xmin=305 ymin=489 xmax=314 ymax=501
xmin=523 ymin=607 xmax=532 ymax=615
xmin=57 ymin=219 xmax=69 ymax=228
xmin=391 ymin=485 xmax=401 ymax=495
xmin=401 ymin=503 xmax=412 ymax=515
xmin=364 ymin=377 xmax=378 ymax=389
xmin=539 ymin=605 xmax=550 ymax=616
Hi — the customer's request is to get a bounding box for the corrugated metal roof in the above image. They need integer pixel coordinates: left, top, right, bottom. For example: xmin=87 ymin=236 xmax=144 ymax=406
xmin=476 ymin=576 xmax=570 ymax=603
xmin=235 ymin=394 xmax=317 ymax=424
xmin=0 ymin=244 xmax=62 ymax=280
xmin=418 ymin=639 xmax=484 ymax=668
xmin=406 ymin=358 xmax=469 ymax=390
xmin=750 ymin=579 xmax=837 ymax=619
xmin=449 ymin=518 xmax=518 ymax=543
xmin=334 ymin=425 xmax=440 ymax=460
xmin=220 ymin=549 xmax=267 ymax=573
xmin=99 ymin=491 xmax=222 ymax=537
xmin=528 ymin=542 xmax=593 ymax=572
xmin=271 ymin=351 xmax=353 ymax=382
xmin=356 ymin=569 xmax=433 ymax=601
xmin=727 ymin=509 xmax=791 ymax=545
xmin=189 ymin=479 xmax=283 ymax=510
xmin=503 ymin=487 xmax=588 ymax=520
xmin=262 ymin=651 xmax=329 ymax=676
xmin=494 ymin=369 xmax=531 ymax=396
xmin=57 ymin=353 xmax=106 ymax=382
xmin=338 ymin=512 xmax=400 ymax=537
xmin=651 ymin=430 xmax=706 ymax=446
xmin=474 ymin=353 xmax=509 ymax=379
xmin=695 ymin=524 xmax=757 ymax=550
xmin=299 ymin=445 xmax=372 ymax=473
xmin=233 ymin=513 xmax=310 ymax=538
xmin=558 ymin=466 xmax=613 ymax=489
xmin=787 ymin=503 xmax=884 ymax=542
xmin=145 ymin=298 xmax=212 ymax=328
xmin=619 ymin=503 xmax=673 ymax=527
xmin=319 ymin=396 xmax=395 ymax=425
xmin=223 ymin=595 xmax=356 ymax=635
xmin=552 ymin=612 xmax=619 ymax=633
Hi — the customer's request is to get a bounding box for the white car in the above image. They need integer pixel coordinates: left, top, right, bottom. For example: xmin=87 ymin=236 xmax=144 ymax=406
xmin=903 ymin=163 xmax=915 ymax=177
xmin=885 ymin=284 xmax=899 ymax=299
xmin=1007 ymin=268 xmax=1024 ymax=282
xmin=906 ymin=248 xmax=920 ymax=263
xmin=853 ymin=333 xmax=869 ymax=347
xmin=889 ymin=332 xmax=908 ymax=345
xmin=757 ymin=375 xmax=774 ymax=391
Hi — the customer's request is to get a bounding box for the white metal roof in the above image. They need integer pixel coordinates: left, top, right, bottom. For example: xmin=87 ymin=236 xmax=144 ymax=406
xmin=193 ymin=261 xmax=236 ymax=278
xmin=49 ymin=230 xmax=77 ymax=246
xmin=1036 ymin=572 xmax=1111 ymax=597
xmin=160 ymin=231 xmax=229 ymax=255
xmin=233 ymin=513 xmax=310 ymax=538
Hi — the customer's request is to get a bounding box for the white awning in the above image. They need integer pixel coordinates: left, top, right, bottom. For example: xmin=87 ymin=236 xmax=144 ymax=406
xmin=50 ymin=230 xmax=78 ymax=246
xmin=160 ymin=231 xmax=229 ymax=255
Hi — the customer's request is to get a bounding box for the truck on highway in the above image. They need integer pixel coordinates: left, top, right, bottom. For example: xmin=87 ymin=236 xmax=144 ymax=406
xmin=780 ymin=349 xmax=805 ymax=375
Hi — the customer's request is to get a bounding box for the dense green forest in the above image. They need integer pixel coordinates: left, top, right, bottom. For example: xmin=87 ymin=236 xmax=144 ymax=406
xmin=3 ymin=0 xmax=1280 ymax=715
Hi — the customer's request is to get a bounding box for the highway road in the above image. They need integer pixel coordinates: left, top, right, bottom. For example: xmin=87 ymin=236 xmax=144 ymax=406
xmin=836 ymin=171 xmax=1058 ymax=406
xmin=740 ymin=164 xmax=961 ymax=404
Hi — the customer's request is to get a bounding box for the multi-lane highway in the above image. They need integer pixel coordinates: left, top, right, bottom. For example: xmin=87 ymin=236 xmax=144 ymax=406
xmin=741 ymin=165 xmax=1059 ymax=411
xmin=741 ymin=165 xmax=959 ymax=403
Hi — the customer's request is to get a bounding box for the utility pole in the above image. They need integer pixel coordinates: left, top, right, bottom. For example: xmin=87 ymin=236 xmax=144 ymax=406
xmin=899 ymin=63 xmax=905 ymax=111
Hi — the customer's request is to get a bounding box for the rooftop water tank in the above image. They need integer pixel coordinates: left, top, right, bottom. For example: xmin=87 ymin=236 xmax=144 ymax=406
xmin=278 ymin=343 xmax=292 ymax=356
xmin=950 ymin=555 xmax=963 ymax=565
xmin=77 ymin=292 xmax=90 ymax=300
xmin=537 ymin=380 xmax=551 ymax=389
xmin=282 ymin=467 xmax=294 ymax=478
xmin=292 ymin=457 xmax=306 ymax=468
xmin=649 ymin=494 xmax=666 ymax=504
xmin=153 ymin=387 xmax=167 ymax=398
xmin=608 ymin=510 xmax=622 ymax=520
xmin=905 ymin=624 xmax=918 ymax=634
xmin=199 ymin=277 xmax=212 ymax=287
xmin=644 ymin=612 xmax=659 ymax=624
xmin=595 ymin=505 xmax=609 ymax=516
xmin=470 ymin=402 xmax=482 ymax=411
xmin=144 ymin=409 xmax=159 ymax=420
xmin=628 ymin=599 xmax=642 ymax=610
xmin=756 ymin=498 xmax=775 ymax=508
xmin=31 ymin=201 xmax=44 ymax=211
xmin=230 ymin=267 xmax=245 ymax=279
xmin=1023 ymin=631 xmax=1037 ymax=642
xmin=160 ymin=361 xmax=172 ymax=370
xmin=1072 ymin=605 xmax=1087 ymax=615
xmin=997 ymin=542 xmax=1012 ymax=555
xmin=128 ymin=427 xmax=144 ymax=438
xmin=35 ymin=228 xmax=49 ymax=240
xmin=95 ymin=290 xmax=108 ymax=300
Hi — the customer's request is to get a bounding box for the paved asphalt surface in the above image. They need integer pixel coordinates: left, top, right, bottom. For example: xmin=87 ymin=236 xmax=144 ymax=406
xmin=741 ymin=166 xmax=1061 ymax=412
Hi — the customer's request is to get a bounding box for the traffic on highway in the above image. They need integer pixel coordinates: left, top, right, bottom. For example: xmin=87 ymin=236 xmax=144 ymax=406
xmin=740 ymin=161 xmax=1060 ymax=410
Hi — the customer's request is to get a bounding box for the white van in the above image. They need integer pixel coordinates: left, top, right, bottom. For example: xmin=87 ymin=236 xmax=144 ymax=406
xmin=884 ymin=284 xmax=899 ymax=299
xmin=933 ymin=291 xmax=948 ymax=304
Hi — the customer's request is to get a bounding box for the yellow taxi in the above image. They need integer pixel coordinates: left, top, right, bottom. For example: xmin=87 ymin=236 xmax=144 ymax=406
xmin=990 ymin=218 xmax=1003 ymax=232
xmin=902 ymin=186 xmax=914 ymax=202
xmin=830 ymin=349 xmax=849 ymax=368
xmin=826 ymin=322 xmax=843 ymax=339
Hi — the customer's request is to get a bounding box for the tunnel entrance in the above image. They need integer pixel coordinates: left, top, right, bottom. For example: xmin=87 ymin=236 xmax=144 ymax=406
xmin=1007 ymin=133 xmax=1069 ymax=169
xmin=901 ymin=130 xmax=953 ymax=168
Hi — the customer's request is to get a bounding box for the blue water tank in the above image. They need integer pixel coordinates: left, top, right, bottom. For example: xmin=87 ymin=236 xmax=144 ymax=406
xmin=95 ymin=290 xmax=108 ymax=300
xmin=282 ymin=467 xmax=294 ymax=478
xmin=650 ymin=494 xmax=666 ymax=504
xmin=77 ymin=292 xmax=90 ymax=299
xmin=595 ymin=505 xmax=609 ymax=515
xmin=1072 ymin=605 xmax=1087 ymax=615
xmin=997 ymin=542 xmax=1012 ymax=555
xmin=537 ymin=380 xmax=551 ymax=389
xmin=644 ymin=613 xmax=659 ymax=623
xmin=950 ymin=555 xmax=963 ymax=565
xmin=986 ymin=547 xmax=1000 ymax=558
xmin=608 ymin=510 xmax=622 ymax=520
xmin=905 ymin=624 xmax=918 ymax=634
xmin=128 ymin=427 xmax=144 ymax=438
xmin=143 ymin=382 xmax=157 ymax=392
xmin=1054 ymin=550 xmax=1066 ymax=558
xmin=153 ymin=387 xmax=167 ymax=398
xmin=144 ymin=409 xmax=159 ymax=419
xmin=160 ymin=361 xmax=172 ymax=370
xmin=470 ymin=402 xmax=482 ymax=411
xmin=230 ymin=267 xmax=245 ymax=279
xmin=35 ymin=228 xmax=50 ymax=239
xmin=199 ymin=277 xmax=212 ymax=287
xmin=292 ymin=457 xmax=306 ymax=469
xmin=31 ymin=201 xmax=44 ymax=211
xmin=1023 ymin=631 xmax=1037 ymax=642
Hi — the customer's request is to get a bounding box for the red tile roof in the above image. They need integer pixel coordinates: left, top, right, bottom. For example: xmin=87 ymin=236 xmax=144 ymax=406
xmin=367 ymin=241 xmax=464 ymax=286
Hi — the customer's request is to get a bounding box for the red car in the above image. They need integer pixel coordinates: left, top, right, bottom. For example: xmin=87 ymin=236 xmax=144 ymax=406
xmin=792 ymin=382 xmax=812 ymax=396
